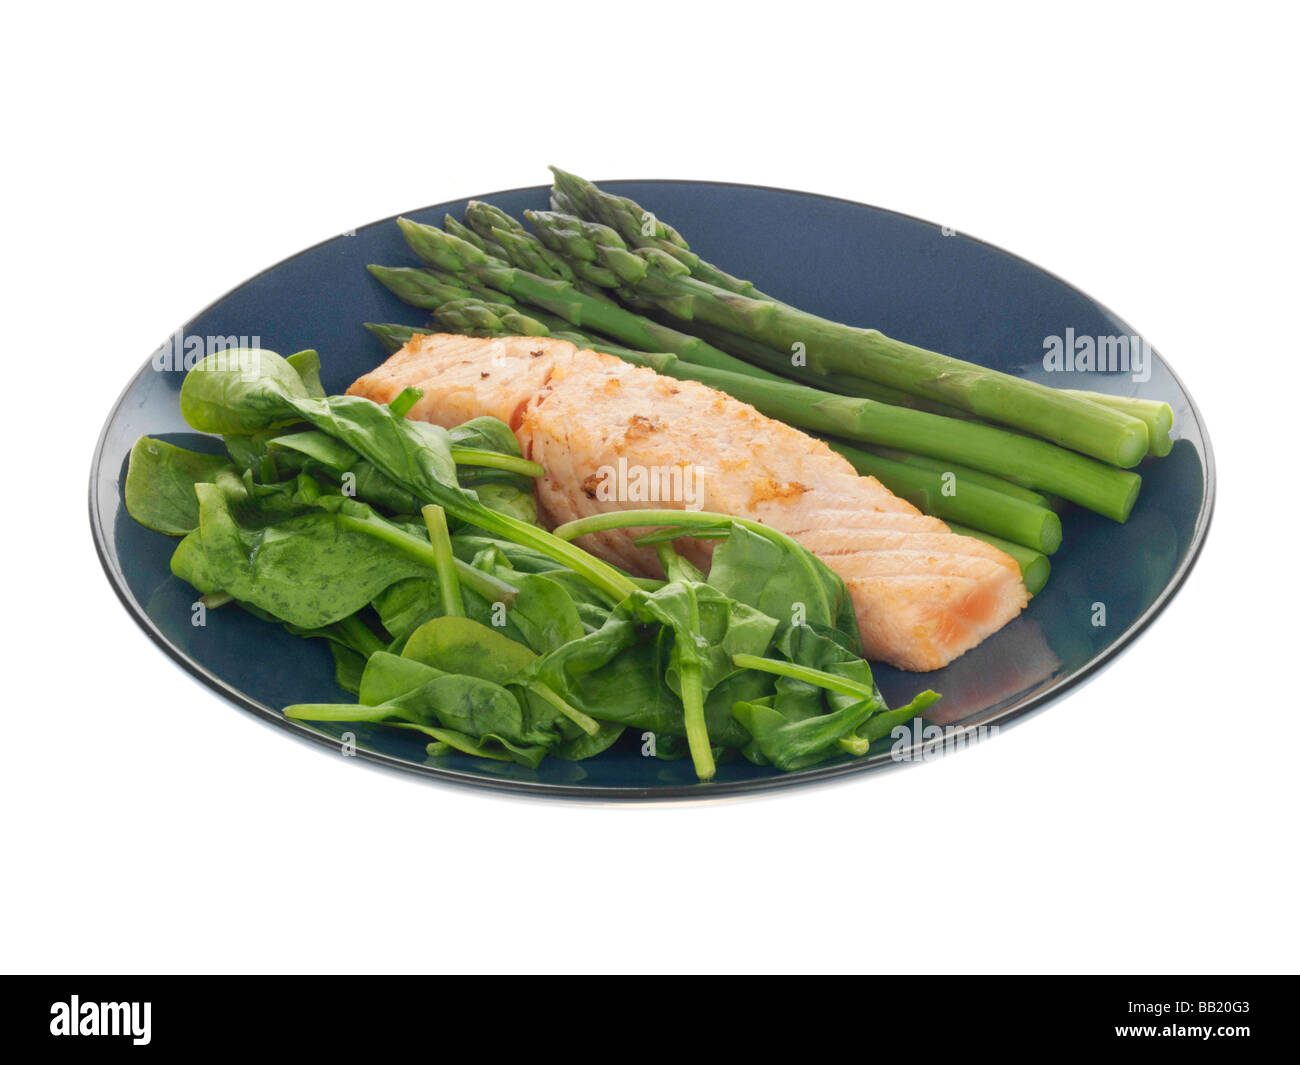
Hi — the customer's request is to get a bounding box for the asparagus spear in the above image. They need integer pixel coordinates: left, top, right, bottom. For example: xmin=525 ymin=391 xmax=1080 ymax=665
xmin=525 ymin=209 xmax=1151 ymax=468
xmin=549 ymin=167 xmax=777 ymax=300
xmin=656 ymin=313 xmax=979 ymax=417
xmin=666 ymin=361 xmax=1141 ymax=520
xmin=364 ymin=321 xmax=422 ymax=353
xmin=444 ymin=215 xmax=510 ymax=262
xmin=824 ymin=440 xmax=1061 ymax=554
xmin=1065 ymin=389 xmax=1174 ymax=458
xmin=367 ymin=264 xmax=516 ymax=310
xmin=391 ymin=217 xmax=786 ymax=381
xmin=418 ymin=298 xmax=1139 ymax=521
xmin=945 ymin=524 xmax=1051 ymax=597
xmin=554 ymin=170 xmax=1176 ymax=459
xmin=433 ymin=298 xmax=552 ymax=338
xmin=856 ymin=446 xmax=1050 ymax=506
xmin=464 ymin=201 xmax=581 ymax=283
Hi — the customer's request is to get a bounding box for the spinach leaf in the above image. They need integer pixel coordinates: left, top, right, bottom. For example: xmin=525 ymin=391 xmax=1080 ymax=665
xmin=404 ymin=616 xmax=600 ymax=738
xmin=447 ymin=416 xmax=522 ymax=457
xmin=285 ymin=349 xmax=326 ymax=398
xmin=179 ymin=348 xmax=311 ymax=434
xmin=328 ymin=644 xmax=367 ymax=695
xmin=769 ymin=622 xmax=882 ymax=718
xmin=124 ymin=437 xmax=233 ymax=535
xmin=471 ymin=483 xmax=537 ymax=524
xmin=418 ymin=726 xmax=548 ymax=769
xmin=180 ymin=349 xmax=462 ymax=500
xmin=730 ymin=629 xmax=940 ymax=769
xmin=265 ymin=429 xmax=425 ymax=515
xmin=707 ymin=522 xmax=861 ymax=652
xmin=172 ymin=484 xmax=439 ymax=629
xmin=286 ymin=650 xmax=555 ymax=754
xmin=554 ymin=722 xmax=625 ymax=761
xmin=731 ymin=696 xmax=881 ymax=772
xmin=530 ymin=584 xmax=767 ymax=752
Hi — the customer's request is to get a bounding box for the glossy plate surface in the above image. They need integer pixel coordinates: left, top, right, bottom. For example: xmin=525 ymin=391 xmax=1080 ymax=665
xmin=90 ymin=181 xmax=1214 ymax=798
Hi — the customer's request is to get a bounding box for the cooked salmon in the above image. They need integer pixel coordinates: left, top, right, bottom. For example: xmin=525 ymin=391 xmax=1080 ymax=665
xmin=349 ymin=333 xmax=1029 ymax=671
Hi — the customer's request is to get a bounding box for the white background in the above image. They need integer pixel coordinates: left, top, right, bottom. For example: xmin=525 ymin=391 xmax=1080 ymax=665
xmin=4 ymin=2 xmax=1296 ymax=974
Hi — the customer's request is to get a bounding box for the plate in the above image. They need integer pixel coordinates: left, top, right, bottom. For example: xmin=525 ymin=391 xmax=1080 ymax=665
xmin=89 ymin=180 xmax=1215 ymax=798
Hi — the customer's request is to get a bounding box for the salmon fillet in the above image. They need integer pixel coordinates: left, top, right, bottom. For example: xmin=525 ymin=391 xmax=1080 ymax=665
xmin=349 ymin=333 xmax=1029 ymax=671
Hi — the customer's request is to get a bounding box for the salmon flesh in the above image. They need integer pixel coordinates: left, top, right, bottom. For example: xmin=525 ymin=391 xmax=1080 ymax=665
xmin=349 ymin=334 xmax=1029 ymax=671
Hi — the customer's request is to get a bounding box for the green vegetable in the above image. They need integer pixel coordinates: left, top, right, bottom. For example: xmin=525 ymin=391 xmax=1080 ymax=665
xmin=552 ymin=509 xmax=860 ymax=647
xmin=730 ymin=624 xmax=939 ymax=770
xmin=366 ymin=264 xmax=508 ymax=311
xmin=170 ymin=480 xmax=513 ymax=630
xmin=1065 ymin=389 xmax=1174 ymax=458
xmin=464 ymin=200 xmax=580 ymax=282
xmin=533 ymin=176 xmax=1154 ymax=468
xmin=944 ymin=523 xmax=1050 ymax=597
xmin=179 ymin=347 xmax=639 ymax=603
xmin=286 ymin=652 xmax=554 ymax=766
xmin=532 ymin=181 xmax=1151 ymax=468
xmin=856 ymin=446 xmax=1050 ymax=505
xmin=124 ymin=437 xmax=233 ymax=535
xmin=659 ymin=316 xmax=977 ymax=417
xmin=404 ymin=616 xmax=601 ymax=736
xmin=285 ymin=349 xmax=327 ymax=398
xmin=127 ymin=344 xmax=956 ymax=784
xmin=421 ymin=505 xmax=464 ymax=617
xmin=364 ymin=321 xmax=421 ymax=354
xmin=548 ymin=167 xmax=776 ymax=300
xmin=825 ymin=439 xmax=1063 ymax=554
xmin=391 ymin=216 xmax=785 ymax=380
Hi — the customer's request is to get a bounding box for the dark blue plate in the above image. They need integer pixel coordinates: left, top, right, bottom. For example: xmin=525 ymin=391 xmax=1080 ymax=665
xmin=89 ymin=181 xmax=1214 ymax=799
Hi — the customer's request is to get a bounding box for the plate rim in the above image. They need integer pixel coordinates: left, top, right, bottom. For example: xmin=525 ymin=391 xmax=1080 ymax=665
xmin=88 ymin=178 xmax=1217 ymax=800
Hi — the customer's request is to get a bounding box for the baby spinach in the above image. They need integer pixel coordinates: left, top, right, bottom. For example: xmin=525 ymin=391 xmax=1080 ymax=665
xmin=171 ymin=485 xmax=433 ymax=629
xmin=286 ymin=651 xmax=554 ymax=764
xmin=731 ymin=636 xmax=939 ymax=768
xmin=556 ymin=509 xmax=862 ymax=652
xmin=404 ymin=616 xmax=600 ymax=737
xmin=284 ymin=349 xmax=327 ymax=398
xmin=181 ymin=348 xmax=637 ymax=603
xmin=126 ymin=346 xmax=944 ymax=782
xmin=124 ymin=437 xmax=234 ymax=535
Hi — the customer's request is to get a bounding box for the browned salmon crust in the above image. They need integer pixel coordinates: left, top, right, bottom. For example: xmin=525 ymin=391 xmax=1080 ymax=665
xmin=349 ymin=334 xmax=1029 ymax=671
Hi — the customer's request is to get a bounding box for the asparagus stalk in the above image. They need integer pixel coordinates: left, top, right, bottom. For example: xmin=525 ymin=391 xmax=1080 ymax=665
xmin=525 ymin=209 xmax=1151 ymax=468
xmin=417 ymin=298 xmax=1138 ymax=522
xmin=367 ymin=264 xmax=517 ymax=310
xmin=945 ymin=524 xmax=1051 ymax=596
xmin=464 ymin=201 xmax=581 ymax=283
xmin=1065 ymin=389 xmax=1174 ymax=458
xmin=824 ymin=440 xmax=1062 ymax=554
xmin=657 ymin=314 xmax=979 ymax=417
xmin=444 ymin=215 xmax=510 ymax=262
xmin=364 ymin=321 xmax=422 ymax=353
xmin=856 ymin=446 xmax=1050 ymax=506
xmin=553 ymin=170 xmax=1173 ymax=459
xmin=392 ymin=217 xmax=787 ymax=381
xmin=667 ymin=362 xmax=1141 ymax=520
xmin=433 ymin=299 xmax=552 ymax=338
xmin=549 ymin=167 xmax=777 ymax=300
